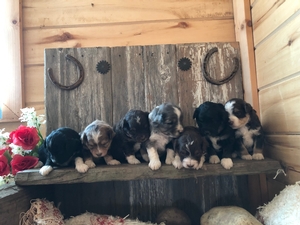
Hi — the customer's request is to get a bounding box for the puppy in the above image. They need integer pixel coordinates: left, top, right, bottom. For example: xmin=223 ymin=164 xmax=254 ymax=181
xmin=109 ymin=109 xmax=151 ymax=164
xmin=193 ymin=101 xmax=235 ymax=170
xmin=225 ymin=98 xmax=264 ymax=160
xmin=38 ymin=127 xmax=88 ymax=176
xmin=142 ymin=102 xmax=184 ymax=170
xmin=172 ymin=126 xmax=208 ymax=170
xmin=80 ymin=120 xmax=120 ymax=168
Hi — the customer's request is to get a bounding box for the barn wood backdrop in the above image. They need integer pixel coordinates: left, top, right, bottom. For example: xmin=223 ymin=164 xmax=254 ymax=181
xmin=45 ymin=43 xmax=243 ymax=132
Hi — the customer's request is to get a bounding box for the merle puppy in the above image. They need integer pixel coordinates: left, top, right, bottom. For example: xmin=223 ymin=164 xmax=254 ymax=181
xmin=193 ymin=101 xmax=235 ymax=169
xmin=172 ymin=126 xmax=208 ymax=170
xmin=38 ymin=127 xmax=88 ymax=176
xmin=109 ymin=109 xmax=151 ymax=164
xmin=142 ymin=102 xmax=184 ymax=170
xmin=81 ymin=120 xmax=120 ymax=168
xmin=225 ymin=98 xmax=264 ymax=160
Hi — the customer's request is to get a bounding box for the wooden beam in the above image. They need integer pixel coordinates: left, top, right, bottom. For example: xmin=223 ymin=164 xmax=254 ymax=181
xmin=0 ymin=0 xmax=24 ymax=122
xmin=232 ymin=0 xmax=259 ymax=111
xmin=15 ymin=158 xmax=281 ymax=186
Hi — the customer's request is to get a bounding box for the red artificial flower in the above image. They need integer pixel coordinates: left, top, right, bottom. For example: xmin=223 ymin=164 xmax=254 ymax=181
xmin=10 ymin=154 xmax=39 ymax=175
xmin=0 ymin=154 xmax=10 ymax=176
xmin=8 ymin=125 xmax=40 ymax=150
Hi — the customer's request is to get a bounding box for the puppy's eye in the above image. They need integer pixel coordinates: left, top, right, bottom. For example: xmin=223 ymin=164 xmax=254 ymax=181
xmin=101 ymin=141 xmax=109 ymax=146
xmin=165 ymin=120 xmax=173 ymax=125
xmin=179 ymin=149 xmax=189 ymax=157
xmin=195 ymin=150 xmax=202 ymax=157
xmin=87 ymin=144 xmax=96 ymax=149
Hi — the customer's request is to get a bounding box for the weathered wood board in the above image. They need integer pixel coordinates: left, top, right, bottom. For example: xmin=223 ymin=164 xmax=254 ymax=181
xmin=45 ymin=43 xmax=243 ymax=134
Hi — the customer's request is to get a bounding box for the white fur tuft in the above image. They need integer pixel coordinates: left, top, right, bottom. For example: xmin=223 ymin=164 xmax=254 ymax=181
xmin=209 ymin=155 xmax=220 ymax=164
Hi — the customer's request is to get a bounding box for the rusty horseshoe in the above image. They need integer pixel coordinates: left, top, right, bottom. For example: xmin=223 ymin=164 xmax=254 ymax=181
xmin=47 ymin=54 xmax=84 ymax=90
xmin=202 ymin=47 xmax=239 ymax=85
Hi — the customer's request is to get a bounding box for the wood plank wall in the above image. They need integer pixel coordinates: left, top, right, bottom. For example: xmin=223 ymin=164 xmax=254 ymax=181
xmin=2 ymin=0 xmax=236 ymax=134
xmin=251 ymin=0 xmax=300 ymax=189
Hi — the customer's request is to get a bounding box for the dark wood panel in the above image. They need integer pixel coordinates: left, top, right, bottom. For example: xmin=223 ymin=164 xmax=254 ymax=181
xmin=52 ymin=176 xmax=250 ymax=224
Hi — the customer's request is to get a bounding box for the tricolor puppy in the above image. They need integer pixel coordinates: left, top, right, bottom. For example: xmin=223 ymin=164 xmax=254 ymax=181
xmin=225 ymin=98 xmax=264 ymax=160
xmin=110 ymin=109 xmax=151 ymax=164
xmin=193 ymin=101 xmax=235 ymax=170
xmin=38 ymin=127 xmax=88 ymax=176
xmin=142 ymin=103 xmax=184 ymax=170
xmin=172 ymin=126 xmax=208 ymax=170
xmin=80 ymin=120 xmax=120 ymax=168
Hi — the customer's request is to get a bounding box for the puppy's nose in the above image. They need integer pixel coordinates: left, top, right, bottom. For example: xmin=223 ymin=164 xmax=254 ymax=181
xmin=96 ymin=153 xmax=103 ymax=157
xmin=229 ymin=120 xmax=234 ymax=126
xmin=187 ymin=164 xmax=194 ymax=168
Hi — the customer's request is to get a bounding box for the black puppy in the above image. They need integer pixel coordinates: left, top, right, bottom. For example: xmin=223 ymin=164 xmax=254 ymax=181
xmin=110 ymin=109 xmax=151 ymax=164
xmin=172 ymin=126 xmax=208 ymax=170
xmin=225 ymin=98 xmax=264 ymax=160
xmin=38 ymin=127 xmax=88 ymax=176
xmin=193 ymin=101 xmax=235 ymax=169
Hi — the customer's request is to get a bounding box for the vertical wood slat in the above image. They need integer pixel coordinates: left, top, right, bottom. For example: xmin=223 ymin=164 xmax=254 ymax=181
xmin=45 ymin=42 xmax=242 ymax=133
xmin=54 ymin=176 xmax=250 ymax=224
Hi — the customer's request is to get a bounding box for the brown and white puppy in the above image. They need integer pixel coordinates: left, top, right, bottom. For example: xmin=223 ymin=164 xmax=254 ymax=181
xmin=109 ymin=109 xmax=151 ymax=164
xmin=193 ymin=101 xmax=235 ymax=170
xmin=225 ymin=98 xmax=264 ymax=160
xmin=172 ymin=126 xmax=208 ymax=170
xmin=80 ymin=120 xmax=120 ymax=169
xmin=141 ymin=103 xmax=184 ymax=170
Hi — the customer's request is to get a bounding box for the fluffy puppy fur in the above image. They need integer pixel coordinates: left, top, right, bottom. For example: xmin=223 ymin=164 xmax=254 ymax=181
xmin=142 ymin=102 xmax=184 ymax=170
xmin=109 ymin=109 xmax=151 ymax=164
xmin=38 ymin=127 xmax=88 ymax=176
xmin=193 ymin=101 xmax=235 ymax=170
xmin=80 ymin=120 xmax=120 ymax=169
xmin=225 ymin=98 xmax=264 ymax=160
xmin=172 ymin=126 xmax=208 ymax=170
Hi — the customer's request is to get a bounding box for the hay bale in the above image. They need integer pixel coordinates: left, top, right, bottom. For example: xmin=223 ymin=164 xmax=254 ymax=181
xmin=200 ymin=206 xmax=262 ymax=225
xmin=257 ymin=181 xmax=300 ymax=225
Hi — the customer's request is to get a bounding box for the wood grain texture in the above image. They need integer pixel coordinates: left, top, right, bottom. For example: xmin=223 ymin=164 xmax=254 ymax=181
xmin=252 ymin=0 xmax=300 ymax=46
xmin=23 ymin=19 xmax=235 ymax=66
xmin=255 ymin=13 xmax=300 ymax=88
xmin=0 ymin=0 xmax=24 ymax=122
xmin=53 ymin=176 xmax=250 ymax=224
xmin=0 ymin=183 xmax=54 ymax=225
xmin=44 ymin=43 xmax=242 ymax=133
xmin=15 ymin=158 xmax=281 ymax=186
xmin=24 ymin=65 xmax=45 ymax=103
xmin=22 ymin=0 xmax=233 ymax=28
xmin=259 ymin=76 xmax=300 ymax=133
xmin=233 ymin=0 xmax=259 ymax=111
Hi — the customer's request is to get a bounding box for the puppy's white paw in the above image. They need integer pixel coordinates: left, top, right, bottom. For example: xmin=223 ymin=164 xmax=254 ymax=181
xmin=196 ymin=155 xmax=205 ymax=170
xmin=127 ymin=155 xmax=141 ymax=164
xmin=39 ymin=165 xmax=53 ymax=176
xmin=165 ymin=148 xmax=175 ymax=165
xmin=209 ymin=155 xmax=220 ymax=164
xmin=221 ymin=158 xmax=233 ymax=170
xmin=76 ymin=163 xmax=89 ymax=173
xmin=85 ymin=159 xmax=96 ymax=168
xmin=107 ymin=159 xmax=121 ymax=165
xmin=252 ymin=153 xmax=264 ymax=160
xmin=34 ymin=161 xmax=44 ymax=168
xmin=148 ymin=159 xmax=161 ymax=170
xmin=172 ymin=157 xmax=183 ymax=169
xmin=241 ymin=154 xmax=252 ymax=160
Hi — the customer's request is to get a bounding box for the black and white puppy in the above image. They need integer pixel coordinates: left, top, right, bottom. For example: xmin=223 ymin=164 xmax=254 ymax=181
xmin=225 ymin=98 xmax=264 ymax=160
xmin=109 ymin=109 xmax=151 ymax=164
xmin=193 ymin=101 xmax=235 ymax=170
xmin=38 ymin=127 xmax=88 ymax=176
xmin=80 ymin=120 xmax=120 ymax=168
xmin=142 ymin=103 xmax=184 ymax=170
xmin=172 ymin=126 xmax=208 ymax=170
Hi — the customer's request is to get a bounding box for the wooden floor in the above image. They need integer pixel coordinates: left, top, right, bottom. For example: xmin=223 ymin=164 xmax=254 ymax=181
xmin=15 ymin=158 xmax=281 ymax=186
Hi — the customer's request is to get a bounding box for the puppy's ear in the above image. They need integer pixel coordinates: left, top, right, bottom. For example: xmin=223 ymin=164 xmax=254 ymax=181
xmin=193 ymin=108 xmax=199 ymax=119
xmin=245 ymin=102 xmax=253 ymax=113
xmin=149 ymin=106 xmax=159 ymax=121
xmin=80 ymin=132 xmax=87 ymax=144
xmin=122 ymin=118 xmax=130 ymax=130
xmin=108 ymin=128 xmax=115 ymax=139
